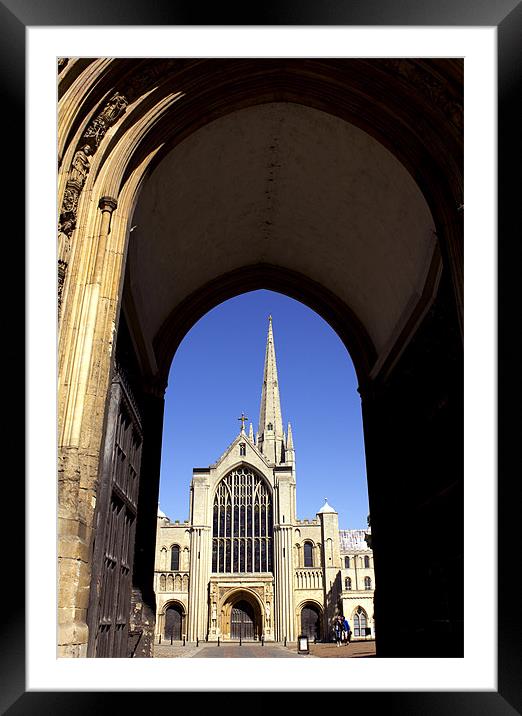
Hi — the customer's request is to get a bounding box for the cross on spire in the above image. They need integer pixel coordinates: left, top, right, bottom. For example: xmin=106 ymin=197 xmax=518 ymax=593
xmin=238 ymin=412 xmax=248 ymax=432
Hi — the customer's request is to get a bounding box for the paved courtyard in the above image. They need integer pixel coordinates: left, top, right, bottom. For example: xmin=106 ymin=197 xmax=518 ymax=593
xmin=153 ymin=640 xmax=376 ymax=658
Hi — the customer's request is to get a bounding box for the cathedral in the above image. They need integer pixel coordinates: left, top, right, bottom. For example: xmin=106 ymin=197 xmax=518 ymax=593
xmin=154 ymin=317 xmax=375 ymax=643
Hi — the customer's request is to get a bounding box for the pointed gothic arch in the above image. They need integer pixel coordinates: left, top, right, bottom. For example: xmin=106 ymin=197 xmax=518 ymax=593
xmin=353 ymin=606 xmax=369 ymax=638
xmin=58 ymin=58 xmax=463 ymax=659
xmin=212 ymin=467 xmax=273 ymax=574
xmin=220 ymin=588 xmax=265 ymax=641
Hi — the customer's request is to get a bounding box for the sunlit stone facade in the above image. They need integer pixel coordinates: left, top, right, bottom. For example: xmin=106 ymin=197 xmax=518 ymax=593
xmin=154 ymin=318 xmax=375 ymax=643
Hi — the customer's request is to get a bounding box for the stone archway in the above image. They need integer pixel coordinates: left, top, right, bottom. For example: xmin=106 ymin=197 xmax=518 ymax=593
xmin=221 ymin=590 xmax=264 ymax=641
xmin=57 ymin=58 xmax=463 ymax=659
xmin=299 ymin=602 xmax=323 ymax=642
xmin=156 ymin=600 xmax=186 ymax=643
xmin=163 ymin=602 xmax=184 ymax=641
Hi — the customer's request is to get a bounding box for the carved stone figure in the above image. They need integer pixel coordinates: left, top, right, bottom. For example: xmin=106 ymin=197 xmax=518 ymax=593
xmin=69 ymin=146 xmax=91 ymax=188
xmin=58 ymin=217 xmax=75 ymax=238
xmin=100 ymin=93 xmax=128 ymax=124
xmin=83 ymin=93 xmax=128 ymax=149
xmin=58 ymin=229 xmax=71 ymax=265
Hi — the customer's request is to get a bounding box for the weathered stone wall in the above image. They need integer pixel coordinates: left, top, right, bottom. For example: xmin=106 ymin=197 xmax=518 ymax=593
xmin=128 ymin=589 xmax=155 ymax=658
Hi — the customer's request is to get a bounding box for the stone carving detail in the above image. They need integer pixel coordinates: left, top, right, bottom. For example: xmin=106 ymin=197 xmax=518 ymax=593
xmin=265 ymin=601 xmax=271 ymax=627
xmin=62 ymin=185 xmax=80 ymax=215
xmin=83 ymin=93 xmax=129 ymax=151
xmin=57 ymin=93 xmax=129 ymax=316
xmin=57 ymin=216 xmax=77 ymax=314
xmin=250 ymin=586 xmax=264 ymax=600
xmin=57 ymin=226 xmax=72 ymax=312
xmin=69 ymin=145 xmax=92 ymax=189
xmin=57 ymin=60 xmax=186 ymax=316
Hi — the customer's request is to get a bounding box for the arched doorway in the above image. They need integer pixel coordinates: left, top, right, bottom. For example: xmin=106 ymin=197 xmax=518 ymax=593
xmin=57 ymin=58 xmax=463 ymax=659
xmin=300 ymin=603 xmax=322 ymax=641
xmin=164 ymin=603 xmax=183 ymax=641
xmin=222 ymin=591 xmax=263 ymax=641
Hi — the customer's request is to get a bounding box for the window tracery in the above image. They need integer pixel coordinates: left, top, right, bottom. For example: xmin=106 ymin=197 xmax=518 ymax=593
xmin=212 ymin=467 xmax=273 ymax=573
xmin=354 ymin=606 xmax=368 ymax=637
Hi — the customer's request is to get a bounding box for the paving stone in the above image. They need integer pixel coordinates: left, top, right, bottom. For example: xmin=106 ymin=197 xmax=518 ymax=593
xmin=152 ymin=640 xmax=376 ymax=658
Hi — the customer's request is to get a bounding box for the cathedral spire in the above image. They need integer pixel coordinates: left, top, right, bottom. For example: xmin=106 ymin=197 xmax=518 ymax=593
xmin=257 ymin=315 xmax=284 ymax=463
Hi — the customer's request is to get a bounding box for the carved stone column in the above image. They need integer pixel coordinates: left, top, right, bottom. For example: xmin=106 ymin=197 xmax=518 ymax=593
xmin=57 ymin=195 xmax=119 ymax=657
xmin=92 ymin=197 xmax=118 ymax=284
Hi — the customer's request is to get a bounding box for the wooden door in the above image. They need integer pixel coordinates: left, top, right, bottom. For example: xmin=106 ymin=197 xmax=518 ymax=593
xmin=231 ymin=600 xmax=255 ymax=640
xmin=87 ymin=370 xmax=143 ymax=657
xmin=301 ymin=605 xmax=321 ymax=640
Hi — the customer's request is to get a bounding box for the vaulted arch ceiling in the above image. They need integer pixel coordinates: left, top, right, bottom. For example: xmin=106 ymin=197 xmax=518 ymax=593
xmin=128 ymin=101 xmax=438 ymax=376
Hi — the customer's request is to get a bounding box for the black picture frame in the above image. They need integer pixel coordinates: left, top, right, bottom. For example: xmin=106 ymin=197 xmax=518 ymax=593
xmin=6 ymin=1 xmax=520 ymax=713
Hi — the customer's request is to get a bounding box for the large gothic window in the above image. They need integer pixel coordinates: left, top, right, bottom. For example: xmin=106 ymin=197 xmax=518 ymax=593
xmin=212 ymin=467 xmax=273 ymax=573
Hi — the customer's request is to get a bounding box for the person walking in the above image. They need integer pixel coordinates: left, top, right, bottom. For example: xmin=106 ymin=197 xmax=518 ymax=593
xmin=342 ymin=616 xmax=350 ymax=645
xmin=333 ymin=616 xmax=343 ymax=647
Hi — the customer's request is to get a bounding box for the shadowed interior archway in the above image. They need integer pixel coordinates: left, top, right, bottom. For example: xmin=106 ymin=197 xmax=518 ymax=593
xmin=299 ymin=601 xmax=323 ymax=642
xmin=57 ymin=58 xmax=463 ymax=660
xmin=162 ymin=601 xmax=185 ymax=641
xmin=151 ymin=263 xmax=378 ymax=392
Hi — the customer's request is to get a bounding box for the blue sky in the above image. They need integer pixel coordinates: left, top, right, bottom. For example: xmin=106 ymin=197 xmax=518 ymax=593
xmin=158 ymin=289 xmax=370 ymax=529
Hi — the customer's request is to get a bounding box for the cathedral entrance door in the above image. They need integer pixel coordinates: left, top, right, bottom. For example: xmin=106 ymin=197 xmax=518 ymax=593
xmin=301 ymin=605 xmax=321 ymax=641
xmin=231 ymin=600 xmax=256 ymax=640
xmin=164 ymin=604 xmax=182 ymax=641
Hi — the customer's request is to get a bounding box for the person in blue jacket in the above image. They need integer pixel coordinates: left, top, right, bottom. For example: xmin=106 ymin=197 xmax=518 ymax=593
xmin=342 ymin=616 xmax=351 ymax=644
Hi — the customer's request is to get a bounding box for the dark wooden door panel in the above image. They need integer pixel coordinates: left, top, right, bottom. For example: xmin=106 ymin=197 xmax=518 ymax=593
xmin=87 ymin=371 xmax=143 ymax=657
xmin=301 ymin=606 xmax=321 ymax=640
xmin=231 ymin=600 xmax=255 ymax=640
